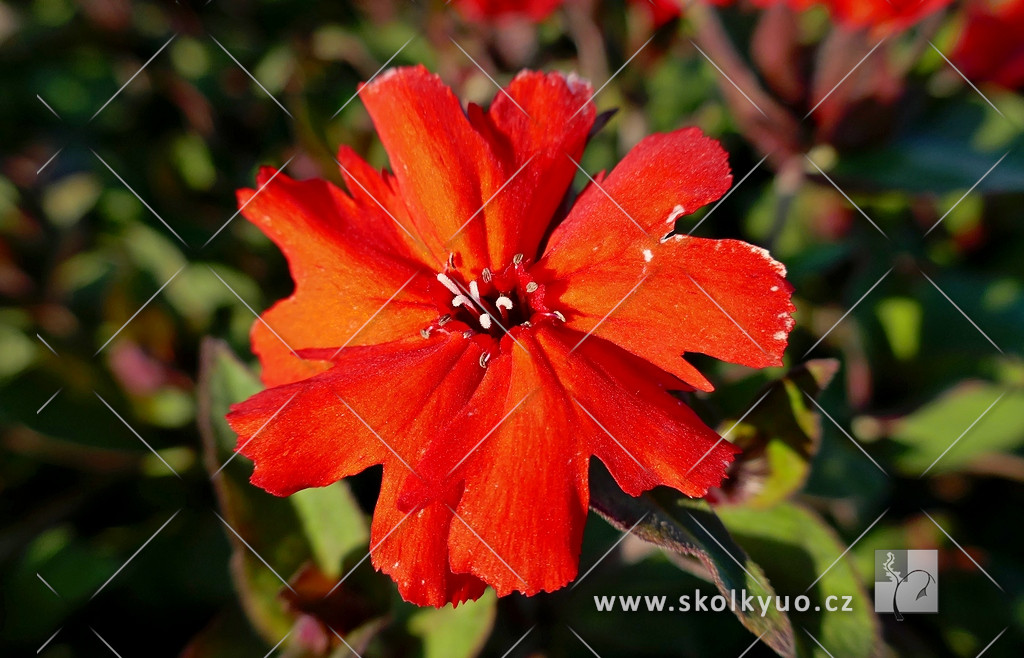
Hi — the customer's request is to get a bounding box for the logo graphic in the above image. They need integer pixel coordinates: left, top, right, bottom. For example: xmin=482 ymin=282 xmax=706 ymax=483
xmin=874 ymin=550 xmax=938 ymax=619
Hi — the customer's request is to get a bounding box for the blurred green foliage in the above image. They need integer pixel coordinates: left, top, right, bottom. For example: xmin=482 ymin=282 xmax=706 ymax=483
xmin=2 ymin=0 xmax=1023 ymax=657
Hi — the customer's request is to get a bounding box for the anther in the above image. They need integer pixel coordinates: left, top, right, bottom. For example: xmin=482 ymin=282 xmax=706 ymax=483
xmin=447 ymin=253 xmax=456 ymax=268
xmin=438 ymin=314 xmax=452 ymax=326
xmin=512 ymin=253 xmax=524 ymax=265
xmin=496 ymin=296 xmax=513 ymax=311
xmin=463 ymin=330 xmax=474 ymax=339
xmin=525 ymin=282 xmax=538 ymax=293
xmin=553 ymin=310 xmax=566 ymax=322
xmin=481 ymin=268 xmax=492 ymax=283
xmin=479 ymin=352 xmax=491 ymax=368
xmin=420 ymin=328 xmax=432 ymax=339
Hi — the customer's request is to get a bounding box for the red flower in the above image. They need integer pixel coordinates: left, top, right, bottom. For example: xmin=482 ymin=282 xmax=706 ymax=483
xmin=644 ymin=0 xmax=950 ymax=32
xmin=227 ymin=66 xmax=794 ymax=606
xmin=952 ymin=0 xmax=1024 ymax=90
xmin=454 ymin=0 xmax=566 ymax=21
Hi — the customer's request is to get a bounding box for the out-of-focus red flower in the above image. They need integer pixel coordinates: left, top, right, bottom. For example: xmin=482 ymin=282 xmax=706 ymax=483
xmin=227 ymin=66 xmax=794 ymax=607
xmin=643 ymin=0 xmax=950 ymax=32
xmin=951 ymin=0 xmax=1024 ymax=89
xmin=454 ymin=0 xmax=567 ymax=21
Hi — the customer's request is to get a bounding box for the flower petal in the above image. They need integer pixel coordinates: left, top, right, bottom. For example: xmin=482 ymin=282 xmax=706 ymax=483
xmin=226 ymin=335 xmax=486 ymax=497
xmin=539 ymin=128 xmax=794 ymax=390
xmin=443 ymin=339 xmax=589 ymax=597
xmin=468 ymin=70 xmax=596 ymax=265
xmin=370 ymin=468 xmax=488 ymax=608
xmin=359 ymin=66 xmax=596 ymax=272
xmin=239 ymin=163 xmax=436 ymax=387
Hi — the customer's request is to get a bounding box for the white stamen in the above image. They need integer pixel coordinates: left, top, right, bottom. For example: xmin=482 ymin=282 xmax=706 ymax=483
xmin=452 ymin=295 xmax=471 ymax=308
xmin=436 ymin=273 xmax=461 ymax=295
xmin=496 ymin=296 xmax=513 ymax=311
xmin=643 ymin=249 xmax=653 ymax=262
xmin=479 ymin=314 xmax=492 ymax=330
xmin=469 ymin=280 xmax=481 ymax=302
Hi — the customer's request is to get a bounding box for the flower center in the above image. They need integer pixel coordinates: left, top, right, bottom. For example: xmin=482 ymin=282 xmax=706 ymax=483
xmin=421 ymin=253 xmax=564 ymax=349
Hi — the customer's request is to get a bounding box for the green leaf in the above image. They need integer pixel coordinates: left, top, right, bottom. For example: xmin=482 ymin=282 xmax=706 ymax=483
xmin=197 ymin=338 xmax=371 ymax=643
xmin=590 ymin=468 xmax=796 ymax=657
xmin=716 ymin=360 xmax=839 ymax=508
xmin=881 ymin=381 xmax=1024 ymax=475
xmin=716 ymin=503 xmax=882 ymax=658
xmin=406 ymin=591 xmax=498 ymax=658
